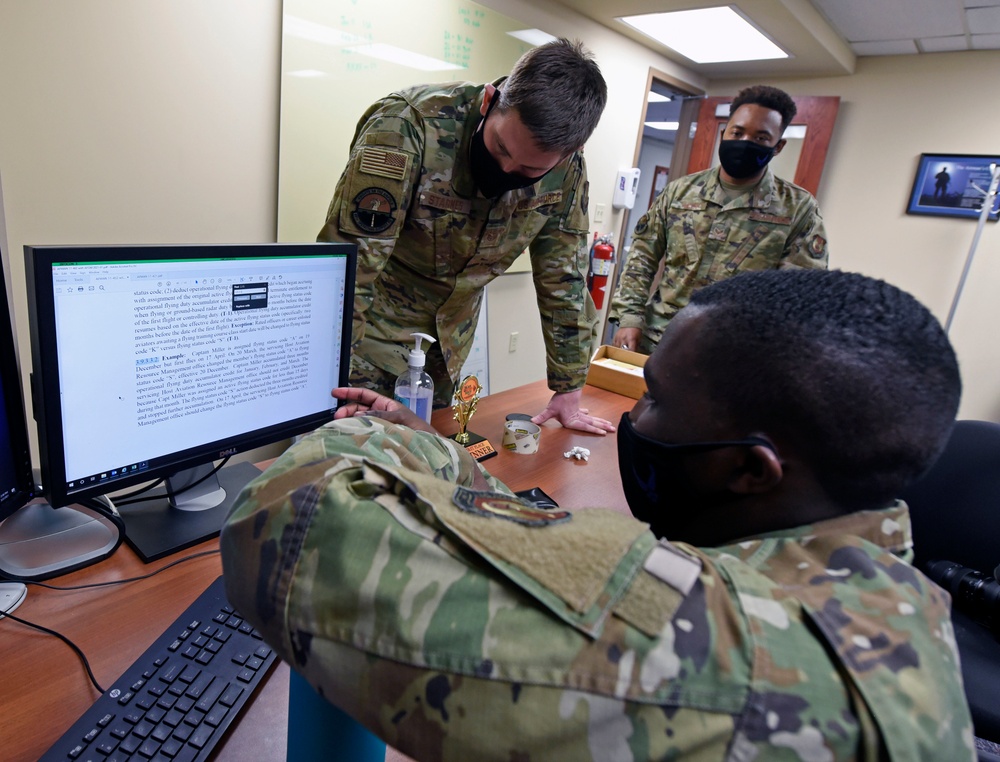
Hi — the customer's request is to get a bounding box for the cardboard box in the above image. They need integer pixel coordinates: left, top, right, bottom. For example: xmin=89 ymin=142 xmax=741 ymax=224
xmin=586 ymin=345 xmax=648 ymax=399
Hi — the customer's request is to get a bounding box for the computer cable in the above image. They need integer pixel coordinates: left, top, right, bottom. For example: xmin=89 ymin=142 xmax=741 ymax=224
xmin=2 ymin=608 xmax=106 ymax=693
xmin=12 ymin=548 xmax=219 ymax=590
xmin=111 ymin=457 xmax=230 ymax=506
xmin=102 ymin=476 xmax=166 ymax=502
xmin=1 ymin=548 xmax=221 ymax=694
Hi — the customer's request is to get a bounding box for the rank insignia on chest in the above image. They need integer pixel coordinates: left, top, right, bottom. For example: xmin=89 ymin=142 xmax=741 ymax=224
xmin=352 ymin=187 xmax=397 ymax=234
xmin=480 ymin=223 xmax=505 ymax=248
xmin=453 ymin=486 xmax=571 ymax=526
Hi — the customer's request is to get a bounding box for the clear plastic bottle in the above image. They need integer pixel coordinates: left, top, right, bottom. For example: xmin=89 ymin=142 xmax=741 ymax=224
xmin=393 ymin=332 xmax=435 ymax=424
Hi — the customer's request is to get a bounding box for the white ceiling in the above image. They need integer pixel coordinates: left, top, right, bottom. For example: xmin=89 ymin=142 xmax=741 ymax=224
xmin=555 ymin=0 xmax=1000 ymax=80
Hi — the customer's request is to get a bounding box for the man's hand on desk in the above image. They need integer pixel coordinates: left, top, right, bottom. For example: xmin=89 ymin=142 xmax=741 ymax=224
xmin=332 ymin=387 xmax=491 ymax=491
xmin=332 ymin=387 xmax=438 ymax=433
xmin=531 ymin=389 xmax=616 ymax=435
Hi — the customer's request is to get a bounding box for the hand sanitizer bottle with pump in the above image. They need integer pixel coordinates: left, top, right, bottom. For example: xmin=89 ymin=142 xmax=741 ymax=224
xmin=393 ymin=332 xmax=435 ymax=423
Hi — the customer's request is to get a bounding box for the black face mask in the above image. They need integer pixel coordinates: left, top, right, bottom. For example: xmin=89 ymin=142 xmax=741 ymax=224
xmin=717 ymin=139 xmax=776 ymax=180
xmin=616 ymin=412 xmax=774 ymax=541
xmin=469 ymin=92 xmax=550 ymax=198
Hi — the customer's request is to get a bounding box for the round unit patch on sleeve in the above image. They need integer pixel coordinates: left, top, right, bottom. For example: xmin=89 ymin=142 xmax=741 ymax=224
xmin=352 ymin=188 xmax=398 ymax=234
xmin=633 ymin=213 xmax=650 ymax=236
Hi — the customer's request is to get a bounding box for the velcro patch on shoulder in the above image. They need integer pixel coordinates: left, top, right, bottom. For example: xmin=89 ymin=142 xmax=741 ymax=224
xmin=358 ymin=146 xmax=410 ymax=182
xmin=613 ymin=543 xmax=702 ymax=636
xmin=364 ymin=131 xmax=404 ymax=148
xmin=436 ymin=482 xmax=653 ymax=635
xmin=614 ymin=568 xmax=684 ymax=637
xmin=453 ymin=486 xmax=571 ymax=527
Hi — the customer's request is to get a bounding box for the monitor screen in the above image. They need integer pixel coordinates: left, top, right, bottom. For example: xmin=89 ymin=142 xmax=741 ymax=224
xmin=0 ymin=259 xmax=34 ymax=526
xmin=24 ymin=242 xmax=356 ymax=561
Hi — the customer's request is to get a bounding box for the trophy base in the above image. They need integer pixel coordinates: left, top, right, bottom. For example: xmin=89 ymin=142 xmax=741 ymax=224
xmin=450 ymin=431 xmax=497 ymax=462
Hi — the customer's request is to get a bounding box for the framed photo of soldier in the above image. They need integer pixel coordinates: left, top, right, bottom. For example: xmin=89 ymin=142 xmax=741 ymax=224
xmin=906 ymin=153 xmax=1000 ymax=221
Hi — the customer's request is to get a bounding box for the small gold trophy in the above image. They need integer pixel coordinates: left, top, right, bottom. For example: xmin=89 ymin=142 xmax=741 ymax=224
xmin=450 ymin=375 xmax=496 ymax=461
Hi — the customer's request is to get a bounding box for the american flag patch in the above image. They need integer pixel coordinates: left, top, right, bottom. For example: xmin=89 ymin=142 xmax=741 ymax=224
xmin=359 ymin=147 xmax=409 ymax=181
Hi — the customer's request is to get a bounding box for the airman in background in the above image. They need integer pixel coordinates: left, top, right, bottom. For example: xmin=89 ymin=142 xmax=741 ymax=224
xmin=610 ymin=84 xmax=829 ymax=354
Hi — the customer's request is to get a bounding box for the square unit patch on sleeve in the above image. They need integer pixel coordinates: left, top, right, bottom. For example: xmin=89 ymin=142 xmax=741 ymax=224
xmin=359 ymin=147 xmax=409 ymax=182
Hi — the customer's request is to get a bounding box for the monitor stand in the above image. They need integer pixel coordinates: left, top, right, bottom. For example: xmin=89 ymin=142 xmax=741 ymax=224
xmin=0 ymin=500 xmax=123 ymax=580
xmin=117 ymin=461 xmax=261 ymax=563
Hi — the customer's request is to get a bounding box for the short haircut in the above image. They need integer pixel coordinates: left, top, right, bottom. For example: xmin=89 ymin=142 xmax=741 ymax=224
xmin=729 ymin=84 xmax=797 ymax=133
xmin=688 ymin=269 xmax=961 ymax=506
xmin=498 ymin=38 xmax=607 ymax=153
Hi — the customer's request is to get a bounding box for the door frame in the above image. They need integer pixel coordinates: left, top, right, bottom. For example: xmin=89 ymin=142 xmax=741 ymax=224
xmin=603 ymin=68 xmax=705 ymax=345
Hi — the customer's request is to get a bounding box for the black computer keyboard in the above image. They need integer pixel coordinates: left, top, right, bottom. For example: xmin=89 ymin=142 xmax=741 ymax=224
xmin=40 ymin=575 xmax=277 ymax=762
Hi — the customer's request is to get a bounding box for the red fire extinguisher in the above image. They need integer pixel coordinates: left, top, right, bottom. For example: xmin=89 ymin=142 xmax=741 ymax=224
xmin=587 ymin=233 xmax=615 ymax=309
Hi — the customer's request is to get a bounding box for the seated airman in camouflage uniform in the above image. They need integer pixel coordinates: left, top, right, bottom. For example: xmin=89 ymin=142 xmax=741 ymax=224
xmin=610 ymin=85 xmax=829 ymax=355
xmin=221 ymin=269 xmax=975 ymax=761
xmin=318 ymin=39 xmax=615 ymax=436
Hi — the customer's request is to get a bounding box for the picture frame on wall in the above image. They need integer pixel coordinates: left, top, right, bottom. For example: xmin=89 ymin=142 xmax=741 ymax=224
xmin=906 ymin=153 xmax=1000 ymax=221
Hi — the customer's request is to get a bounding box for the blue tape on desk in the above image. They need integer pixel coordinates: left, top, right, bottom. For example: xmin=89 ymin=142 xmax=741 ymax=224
xmin=287 ymin=670 xmax=387 ymax=761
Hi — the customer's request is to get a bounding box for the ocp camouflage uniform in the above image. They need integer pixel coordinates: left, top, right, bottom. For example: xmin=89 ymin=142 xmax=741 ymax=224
xmin=221 ymin=418 xmax=975 ymax=762
xmin=318 ymin=80 xmax=597 ymax=406
xmin=609 ymin=167 xmax=829 ymax=352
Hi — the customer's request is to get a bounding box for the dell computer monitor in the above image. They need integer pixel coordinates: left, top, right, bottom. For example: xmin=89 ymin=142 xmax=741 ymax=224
xmin=24 ymin=242 xmax=356 ymax=561
xmin=0 ymin=260 xmax=34 ymax=530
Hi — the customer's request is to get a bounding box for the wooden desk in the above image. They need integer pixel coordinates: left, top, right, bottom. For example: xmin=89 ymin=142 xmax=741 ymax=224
xmin=430 ymin=379 xmax=631 ymax=513
xmin=0 ymin=381 xmax=634 ymax=762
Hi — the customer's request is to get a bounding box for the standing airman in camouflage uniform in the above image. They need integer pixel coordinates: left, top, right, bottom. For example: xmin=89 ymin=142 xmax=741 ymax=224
xmin=222 ymin=269 xmax=974 ymax=762
xmin=610 ymin=85 xmax=829 ymax=354
xmin=318 ymin=39 xmax=615 ymax=434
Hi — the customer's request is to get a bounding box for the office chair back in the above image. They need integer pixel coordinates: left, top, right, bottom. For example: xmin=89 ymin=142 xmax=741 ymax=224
xmin=902 ymin=419 xmax=1000 ymax=574
xmin=898 ymin=419 xmax=1000 ymax=746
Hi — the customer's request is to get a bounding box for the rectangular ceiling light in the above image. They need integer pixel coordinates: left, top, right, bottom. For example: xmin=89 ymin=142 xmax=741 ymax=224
xmin=618 ymin=6 xmax=789 ymax=64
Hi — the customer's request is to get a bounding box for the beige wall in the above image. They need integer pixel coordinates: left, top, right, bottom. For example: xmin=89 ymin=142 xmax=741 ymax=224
xmin=0 ymin=0 xmax=284 ymax=462
xmin=714 ymin=51 xmax=1000 ymax=422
